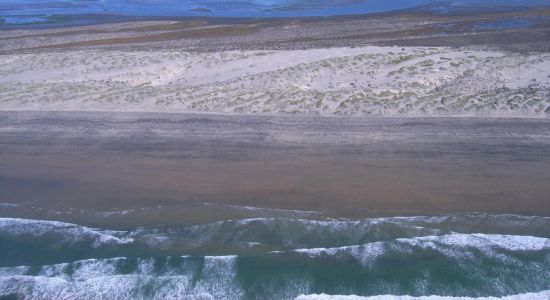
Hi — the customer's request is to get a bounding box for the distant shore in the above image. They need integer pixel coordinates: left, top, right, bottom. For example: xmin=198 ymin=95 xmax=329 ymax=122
xmin=2 ymin=8 xmax=550 ymax=53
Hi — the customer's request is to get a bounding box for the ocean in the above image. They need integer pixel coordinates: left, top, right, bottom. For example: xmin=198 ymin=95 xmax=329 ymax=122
xmin=1 ymin=212 xmax=550 ymax=299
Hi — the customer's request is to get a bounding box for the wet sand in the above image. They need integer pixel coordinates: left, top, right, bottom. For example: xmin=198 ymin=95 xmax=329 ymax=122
xmin=1 ymin=111 xmax=549 ymax=227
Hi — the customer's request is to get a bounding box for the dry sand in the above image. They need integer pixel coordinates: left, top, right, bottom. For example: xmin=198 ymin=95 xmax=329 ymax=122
xmin=0 ymin=45 xmax=549 ymax=116
xmin=1 ymin=7 xmax=549 ymax=118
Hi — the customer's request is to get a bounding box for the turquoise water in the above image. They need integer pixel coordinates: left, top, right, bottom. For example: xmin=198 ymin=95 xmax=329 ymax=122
xmin=1 ymin=213 xmax=549 ymax=299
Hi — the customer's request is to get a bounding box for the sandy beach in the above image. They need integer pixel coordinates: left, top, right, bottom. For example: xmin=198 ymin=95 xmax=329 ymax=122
xmin=1 ymin=111 xmax=549 ymax=228
xmin=1 ymin=10 xmax=550 ymax=226
xmin=1 ymin=5 xmax=550 ymax=299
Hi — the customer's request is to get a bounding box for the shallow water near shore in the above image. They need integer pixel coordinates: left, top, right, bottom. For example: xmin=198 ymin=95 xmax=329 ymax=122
xmin=1 ymin=213 xmax=549 ymax=299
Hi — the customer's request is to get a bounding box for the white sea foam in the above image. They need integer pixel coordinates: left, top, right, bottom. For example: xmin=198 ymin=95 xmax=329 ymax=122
xmin=0 ymin=266 xmax=30 ymax=277
xmin=130 ymin=216 xmax=442 ymax=251
xmin=191 ymin=256 xmax=242 ymax=299
xmin=127 ymin=214 xmax=550 ymax=252
xmin=294 ymin=290 xmax=550 ymax=299
xmin=0 ymin=256 xmax=240 ymax=300
xmin=0 ymin=230 xmax=549 ymax=299
xmin=0 ymin=218 xmax=133 ymax=247
xmin=202 ymin=202 xmax=321 ymax=215
xmin=0 ymin=275 xmax=198 ymax=300
xmin=407 ymin=233 xmax=550 ymax=252
xmin=2 ymin=214 xmax=549 ymax=254
xmin=293 ymin=234 xmax=550 ymax=265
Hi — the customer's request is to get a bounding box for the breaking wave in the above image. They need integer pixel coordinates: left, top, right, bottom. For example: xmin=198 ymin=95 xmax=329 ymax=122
xmin=0 ymin=218 xmax=133 ymax=247
xmin=0 ymin=214 xmax=549 ymax=299
xmin=1 ymin=214 xmax=550 ymax=263
xmin=0 ymin=256 xmax=241 ymax=300
xmin=295 ymin=290 xmax=550 ymax=300
xmin=1 ymin=231 xmax=549 ymax=300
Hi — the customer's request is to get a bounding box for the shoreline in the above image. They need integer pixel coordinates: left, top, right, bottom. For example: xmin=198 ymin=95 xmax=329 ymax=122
xmin=1 ymin=2 xmax=549 ymax=234
xmin=2 ymin=111 xmax=550 ymax=228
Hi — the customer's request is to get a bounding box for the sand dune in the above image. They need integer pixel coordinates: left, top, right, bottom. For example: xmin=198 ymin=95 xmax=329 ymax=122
xmin=1 ymin=46 xmax=549 ymax=116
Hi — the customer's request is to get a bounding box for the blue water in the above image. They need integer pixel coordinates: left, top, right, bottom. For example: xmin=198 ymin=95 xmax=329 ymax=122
xmin=473 ymin=18 xmax=539 ymax=30
xmin=1 ymin=0 xmax=549 ymax=24
xmin=0 ymin=0 xmax=427 ymax=19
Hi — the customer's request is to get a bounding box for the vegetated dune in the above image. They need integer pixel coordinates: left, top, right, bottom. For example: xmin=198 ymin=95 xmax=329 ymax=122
xmin=1 ymin=46 xmax=548 ymax=116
